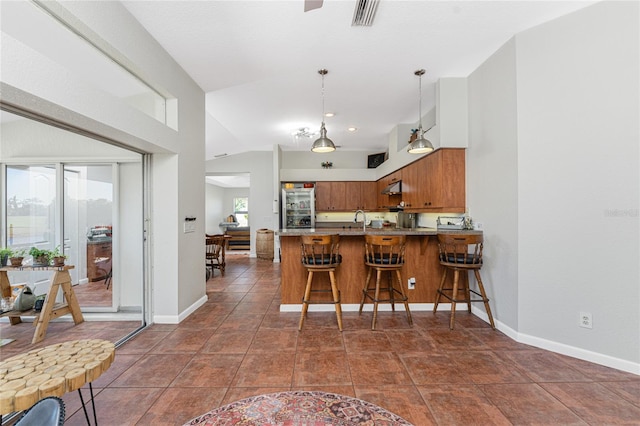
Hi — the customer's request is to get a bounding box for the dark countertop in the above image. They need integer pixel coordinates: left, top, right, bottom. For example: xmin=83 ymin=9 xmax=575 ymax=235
xmin=276 ymin=227 xmax=482 ymax=237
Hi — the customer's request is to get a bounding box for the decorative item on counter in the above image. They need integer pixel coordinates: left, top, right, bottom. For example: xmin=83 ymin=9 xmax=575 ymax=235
xmin=321 ymin=161 xmax=333 ymax=169
xmin=463 ymin=215 xmax=474 ymax=230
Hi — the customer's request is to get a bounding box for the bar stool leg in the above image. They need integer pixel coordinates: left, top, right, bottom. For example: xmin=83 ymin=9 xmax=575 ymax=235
xmin=372 ymin=269 xmax=383 ymax=330
xmin=394 ymin=269 xmax=412 ymax=325
xmin=387 ymin=272 xmax=396 ymax=311
xmin=449 ymin=269 xmax=461 ymax=330
xmin=474 ymin=270 xmax=496 ymax=329
xmin=464 ymin=271 xmax=472 ymax=313
xmin=433 ymin=268 xmax=447 ymax=313
xmin=299 ymin=270 xmax=314 ymax=330
xmin=359 ymin=268 xmax=373 ymax=314
xmin=328 ymin=270 xmax=343 ymax=331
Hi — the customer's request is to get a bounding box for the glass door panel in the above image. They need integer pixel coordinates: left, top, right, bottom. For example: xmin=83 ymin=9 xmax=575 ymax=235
xmin=5 ymin=165 xmax=58 ymax=296
xmin=64 ymin=165 xmax=113 ymax=309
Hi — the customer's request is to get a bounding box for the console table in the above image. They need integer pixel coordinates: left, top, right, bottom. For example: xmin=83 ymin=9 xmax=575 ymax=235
xmin=0 ymin=266 xmax=84 ymax=344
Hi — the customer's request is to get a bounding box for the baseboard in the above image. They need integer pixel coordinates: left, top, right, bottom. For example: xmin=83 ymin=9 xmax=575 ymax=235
xmin=153 ymin=294 xmax=208 ymax=324
xmin=280 ymin=303 xmax=447 ymax=313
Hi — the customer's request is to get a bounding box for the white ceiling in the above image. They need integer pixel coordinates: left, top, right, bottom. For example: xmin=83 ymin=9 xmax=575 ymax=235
xmin=206 ymin=174 xmax=251 ymax=188
xmin=121 ymin=0 xmax=594 ymax=160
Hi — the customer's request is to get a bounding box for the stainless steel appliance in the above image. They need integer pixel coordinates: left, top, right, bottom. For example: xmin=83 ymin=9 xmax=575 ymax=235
xmin=396 ymin=212 xmax=416 ymax=229
xmin=282 ymin=184 xmax=315 ymax=229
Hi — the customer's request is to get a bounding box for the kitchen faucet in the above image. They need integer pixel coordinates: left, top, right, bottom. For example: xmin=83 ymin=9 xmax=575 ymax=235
xmin=354 ymin=210 xmax=367 ymax=232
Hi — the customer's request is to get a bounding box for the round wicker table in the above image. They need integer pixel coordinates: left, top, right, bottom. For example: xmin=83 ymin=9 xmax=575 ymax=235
xmin=0 ymin=339 xmax=115 ymax=422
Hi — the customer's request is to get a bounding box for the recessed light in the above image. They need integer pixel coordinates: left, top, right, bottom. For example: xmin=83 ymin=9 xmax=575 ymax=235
xmin=324 ymin=112 xmax=335 ymax=118
xmin=348 ymin=127 xmax=358 ymax=132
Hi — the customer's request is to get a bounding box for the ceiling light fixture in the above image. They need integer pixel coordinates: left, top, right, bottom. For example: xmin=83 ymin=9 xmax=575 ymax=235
xmin=311 ymin=69 xmax=336 ymax=153
xmin=324 ymin=112 xmax=335 ymax=118
xmin=407 ymin=69 xmax=434 ymax=154
xmin=348 ymin=127 xmax=358 ymax=132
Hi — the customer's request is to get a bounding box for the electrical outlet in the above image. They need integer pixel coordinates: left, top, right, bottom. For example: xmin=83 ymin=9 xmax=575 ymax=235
xmin=408 ymin=277 xmax=416 ymax=290
xmin=579 ymin=312 xmax=592 ymax=329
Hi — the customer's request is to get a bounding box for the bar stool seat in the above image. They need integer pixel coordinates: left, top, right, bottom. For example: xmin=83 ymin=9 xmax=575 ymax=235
xmin=299 ymin=234 xmax=343 ymax=331
xmin=359 ymin=234 xmax=412 ymax=330
xmin=433 ymin=233 xmax=496 ymax=330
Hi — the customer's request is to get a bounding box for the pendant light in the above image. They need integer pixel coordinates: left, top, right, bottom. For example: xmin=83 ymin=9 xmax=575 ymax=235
xmin=311 ymin=69 xmax=336 ymax=153
xmin=407 ymin=69 xmax=434 ymax=154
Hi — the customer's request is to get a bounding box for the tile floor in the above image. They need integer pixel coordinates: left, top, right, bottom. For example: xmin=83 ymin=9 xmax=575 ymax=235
xmin=2 ymin=254 xmax=639 ymax=425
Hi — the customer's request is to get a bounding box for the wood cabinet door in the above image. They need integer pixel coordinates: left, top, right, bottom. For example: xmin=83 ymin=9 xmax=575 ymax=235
xmin=401 ymin=160 xmax=421 ymax=209
xmin=360 ymin=181 xmax=378 ymax=210
xmin=344 ymin=182 xmax=362 ymax=210
xmin=315 ymin=181 xmax=332 ymax=211
xmin=403 ymin=148 xmax=465 ymax=211
xmin=440 ymin=148 xmax=466 ymax=209
xmin=329 ymin=181 xmax=347 ymax=210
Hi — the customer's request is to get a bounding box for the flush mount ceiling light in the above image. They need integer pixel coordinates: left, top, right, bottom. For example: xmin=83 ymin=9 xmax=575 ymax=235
xmin=408 ymin=69 xmax=435 ymax=154
xmin=311 ymin=69 xmax=336 ymax=153
xmin=291 ymin=127 xmax=317 ymax=138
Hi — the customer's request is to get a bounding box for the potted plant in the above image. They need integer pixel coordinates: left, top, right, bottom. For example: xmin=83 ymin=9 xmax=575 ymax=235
xmin=50 ymin=246 xmax=67 ymax=267
xmin=29 ymin=247 xmax=52 ymax=267
xmin=0 ymin=248 xmax=11 ymax=267
xmin=9 ymin=248 xmax=26 ymax=267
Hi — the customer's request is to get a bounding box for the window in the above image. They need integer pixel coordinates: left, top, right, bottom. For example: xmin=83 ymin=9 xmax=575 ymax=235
xmin=234 ymin=197 xmax=249 ymax=227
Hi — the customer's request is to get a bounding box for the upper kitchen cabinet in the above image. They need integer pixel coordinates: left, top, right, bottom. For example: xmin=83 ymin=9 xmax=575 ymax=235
xmin=403 ymin=148 xmax=465 ymax=212
xmin=316 ymin=181 xmax=378 ymax=211
xmin=354 ymin=181 xmax=378 ymax=211
xmin=315 ymin=181 xmax=346 ymax=211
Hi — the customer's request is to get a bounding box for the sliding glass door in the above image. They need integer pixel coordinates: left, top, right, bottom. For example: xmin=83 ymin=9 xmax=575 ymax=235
xmin=1 ymin=109 xmax=146 ymax=342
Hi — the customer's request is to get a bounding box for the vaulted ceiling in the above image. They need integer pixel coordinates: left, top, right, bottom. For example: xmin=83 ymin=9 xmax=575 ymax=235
xmin=122 ymin=0 xmax=594 ymax=160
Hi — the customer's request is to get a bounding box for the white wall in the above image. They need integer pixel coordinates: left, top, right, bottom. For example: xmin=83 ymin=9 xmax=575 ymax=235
xmin=516 ymin=1 xmax=639 ymax=367
xmin=467 ymin=38 xmax=520 ymax=329
xmin=468 ymin=1 xmax=639 ymax=372
xmin=205 ymin=183 xmax=225 ymax=234
xmin=1 ymin=1 xmax=206 ymax=322
xmin=206 ymin=152 xmax=274 ymax=257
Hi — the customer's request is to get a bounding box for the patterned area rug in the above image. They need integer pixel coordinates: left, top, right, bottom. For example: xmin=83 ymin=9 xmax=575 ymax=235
xmin=183 ymin=391 xmax=413 ymax=425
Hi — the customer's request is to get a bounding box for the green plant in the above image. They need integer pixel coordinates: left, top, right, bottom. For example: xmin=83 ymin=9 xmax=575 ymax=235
xmin=0 ymin=248 xmax=12 ymax=258
xmin=9 ymin=248 xmax=26 ymax=258
xmin=29 ymin=247 xmax=52 ymax=258
xmin=51 ymin=246 xmax=67 ymax=259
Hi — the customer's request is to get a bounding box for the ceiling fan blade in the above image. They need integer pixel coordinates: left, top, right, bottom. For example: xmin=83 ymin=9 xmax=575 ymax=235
xmin=304 ymin=0 xmax=323 ymax=12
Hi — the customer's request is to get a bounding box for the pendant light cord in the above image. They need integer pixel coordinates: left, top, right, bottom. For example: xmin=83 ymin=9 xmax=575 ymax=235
xmin=416 ymin=69 xmax=425 ymax=131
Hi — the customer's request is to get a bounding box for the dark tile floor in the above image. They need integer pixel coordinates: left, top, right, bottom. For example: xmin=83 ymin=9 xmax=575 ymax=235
xmin=2 ymin=254 xmax=639 ymax=425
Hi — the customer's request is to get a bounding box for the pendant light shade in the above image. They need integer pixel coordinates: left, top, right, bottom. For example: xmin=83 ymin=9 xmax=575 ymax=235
xmin=408 ymin=69 xmax=434 ymax=154
xmin=311 ymin=69 xmax=336 ymax=153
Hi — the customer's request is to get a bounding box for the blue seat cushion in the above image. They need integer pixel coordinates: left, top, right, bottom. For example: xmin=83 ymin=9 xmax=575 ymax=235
xmin=365 ymin=253 xmax=402 ymax=265
xmin=440 ymin=253 xmax=482 ymax=264
xmin=302 ymin=254 xmax=342 ymax=265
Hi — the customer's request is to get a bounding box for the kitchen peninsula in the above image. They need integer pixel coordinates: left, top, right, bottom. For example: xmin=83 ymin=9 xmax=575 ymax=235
xmin=277 ymin=227 xmax=482 ymax=307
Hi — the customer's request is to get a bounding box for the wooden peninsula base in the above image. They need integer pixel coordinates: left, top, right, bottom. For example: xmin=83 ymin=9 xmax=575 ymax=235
xmin=278 ymin=228 xmax=477 ymax=307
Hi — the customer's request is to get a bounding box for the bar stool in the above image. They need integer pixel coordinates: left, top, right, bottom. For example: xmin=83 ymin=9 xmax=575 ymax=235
xmin=299 ymin=234 xmax=343 ymax=331
xmin=433 ymin=233 xmax=496 ymax=330
xmin=359 ymin=234 xmax=412 ymax=330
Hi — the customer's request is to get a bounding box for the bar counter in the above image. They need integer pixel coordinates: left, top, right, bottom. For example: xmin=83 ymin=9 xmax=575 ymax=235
xmin=277 ymin=227 xmax=481 ymax=308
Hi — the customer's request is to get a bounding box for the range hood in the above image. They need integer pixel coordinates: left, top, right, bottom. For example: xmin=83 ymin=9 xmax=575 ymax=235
xmin=381 ymin=180 xmax=402 ymax=195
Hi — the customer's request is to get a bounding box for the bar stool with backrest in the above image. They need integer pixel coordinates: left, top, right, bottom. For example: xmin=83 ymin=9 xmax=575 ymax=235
xmin=433 ymin=232 xmax=496 ymax=330
xmin=359 ymin=234 xmax=412 ymax=330
xmin=299 ymin=234 xmax=343 ymax=331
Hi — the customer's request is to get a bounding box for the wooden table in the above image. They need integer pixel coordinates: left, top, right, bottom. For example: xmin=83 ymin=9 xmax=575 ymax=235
xmin=0 ymin=266 xmax=84 ymax=344
xmin=0 ymin=338 xmax=115 ymax=420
